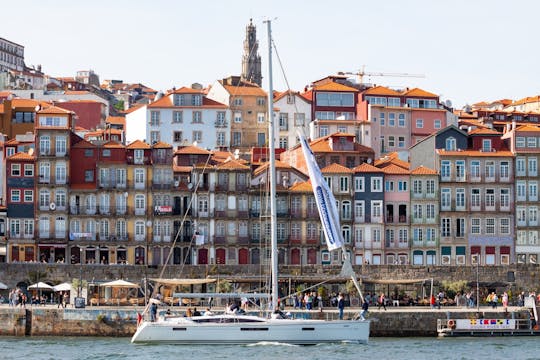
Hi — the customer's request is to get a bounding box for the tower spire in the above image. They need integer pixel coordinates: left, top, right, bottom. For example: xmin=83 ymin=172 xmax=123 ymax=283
xmin=241 ymin=19 xmax=262 ymax=86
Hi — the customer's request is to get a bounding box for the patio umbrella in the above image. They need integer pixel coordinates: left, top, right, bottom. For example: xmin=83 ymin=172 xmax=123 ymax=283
xmin=100 ymin=279 xmax=139 ymax=288
xmin=53 ymin=282 xmax=74 ymax=292
xmin=28 ymin=282 xmax=54 ymax=290
xmin=0 ymin=282 xmax=7 ymax=290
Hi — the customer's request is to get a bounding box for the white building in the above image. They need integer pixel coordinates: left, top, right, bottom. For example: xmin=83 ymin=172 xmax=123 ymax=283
xmin=273 ymin=90 xmax=311 ymax=149
xmin=145 ymin=85 xmax=230 ymax=150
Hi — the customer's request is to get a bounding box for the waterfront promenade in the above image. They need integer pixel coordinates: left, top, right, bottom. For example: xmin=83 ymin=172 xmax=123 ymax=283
xmin=0 ymin=302 xmax=530 ymax=338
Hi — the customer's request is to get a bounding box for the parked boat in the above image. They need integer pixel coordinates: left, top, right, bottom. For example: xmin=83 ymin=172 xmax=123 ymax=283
xmin=131 ymin=20 xmax=369 ymax=345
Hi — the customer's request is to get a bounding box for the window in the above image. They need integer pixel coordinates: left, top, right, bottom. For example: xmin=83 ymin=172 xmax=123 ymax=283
xmin=173 ymin=131 xmax=183 ymax=142
xmin=482 ymin=139 xmax=492 ymax=152
xmin=193 ymin=131 xmax=202 ymax=142
xmin=85 ymin=170 xmax=94 ymax=182
xmin=413 ymin=180 xmax=422 ymax=195
xmin=150 ymin=111 xmax=160 ymax=126
xmin=380 ymin=112 xmax=385 ymax=126
xmin=441 ymin=160 xmax=451 ymax=179
xmin=84 ymin=149 xmax=93 ymax=157
xmin=471 ymin=218 xmax=481 ymax=234
xmin=426 ymin=180 xmax=435 ymax=195
xmin=445 ymin=137 xmax=456 ymax=151
xmin=339 ymin=177 xmax=349 ymax=192
xmin=39 ymin=135 xmax=50 ymax=155
xmin=516 ymin=181 xmax=526 ymax=201
xmin=257 ymin=112 xmax=265 ymax=124
xmin=413 ymin=204 xmax=423 ymax=220
xmin=55 ymin=136 xmax=67 ymax=155
xmin=371 ymin=177 xmax=382 ymax=192
xmin=434 ymin=120 xmax=441 ymax=129
xmin=192 ymin=111 xmax=202 ymax=123
xmin=257 ymin=97 xmax=266 ymax=106
xmin=398 ymin=136 xmax=405 ymax=148
xmin=516 ymin=137 xmax=526 ymax=148
xmin=173 ymin=111 xmax=183 ymax=123
xmin=385 ymin=181 xmax=394 ymax=192
xmin=388 ymin=136 xmax=395 ymax=147
xmin=416 ymin=119 xmax=423 ymax=128
xmin=102 ymin=149 xmax=111 ymax=157
xmin=441 ymin=218 xmax=451 ymax=237
xmin=234 ymin=112 xmax=242 ymax=123
xmin=456 ymin=218 xmax=465 ymax=237
xmin=441 ymin=188 xmax=451 ymax=210
xmin=294 ymin=113 xmax=305 ymax=126
xmin=426 ymin=204 xmax=435 ymax=220
xmin=486 ymin=218 xmax=495 ymax=234
xmin=388 ymin=98 xmax=400 ymax=106
xmin=398 ymin=181 xmax=407 ymax=192
xmin=485 ymin=161 xmax=495 ymax=179
xmin=470 ymin=160 xmax=480 ymax=179
xmin=354 ymin=177 xmax=364 ymax=192
xmin=11 ymin=189 xmax=20 ymax=202
xmin=24 ymin=190 xmax=33 ymax=202
xmin=315 ymin=92 xmax=354 ymax=107
xmin=232 ymin=132 xmax=241 ymax=146
xmin=456 ymin=160 xmax=465 ymax=180
xmin=398 ymin=113 xmax=405 ymax=127
xmin=500 ymin=218 xmax=510 ymax=235
xmin=11 ymin=164 xmax=20 ymax=176
xmin=456 ymin=188 xmax=465 ymax=209
xmin=485 ymin=189 xmax=495 ymax=208
xmin=500 ymin=161 xmax=510 ymax=179
xmin=388 ymin=113 xmax=395 ymax=126
xmin=150 ymin=131 xmax=160 ymax=144
xmin=192 ymin=95 xmax=202 ymax=106
xmin=355 ymin=201 xmax=364 ymax=220
xmin=529 ymin=182 xmax=538 ymax=201
xmin=500 ymin=188 xmax=510 ymax=209
xmin=217 ymin=132 xmax=226 ymax=146
xmin=529 ymin=158 xmax=538 ymax=176
xmin=319 ymin=126 xmax=329 ymax=137
xmin=527 ymin=137 xmax=537 ymax=148
xmin=233 ymin=98 xmax=242 ymax=106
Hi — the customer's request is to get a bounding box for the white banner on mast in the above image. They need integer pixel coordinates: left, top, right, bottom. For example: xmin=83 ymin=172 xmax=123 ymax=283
xmin=298 ymin=133 xmax=344 ymax=251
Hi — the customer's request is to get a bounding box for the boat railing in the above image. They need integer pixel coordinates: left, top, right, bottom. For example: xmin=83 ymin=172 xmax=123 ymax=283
xmin=437 ymin=318 xmax=533 ymax=332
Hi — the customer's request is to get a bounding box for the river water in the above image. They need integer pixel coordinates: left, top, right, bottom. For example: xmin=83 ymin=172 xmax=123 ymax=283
xmin=0 ymin=336 xmax=537 ymax=360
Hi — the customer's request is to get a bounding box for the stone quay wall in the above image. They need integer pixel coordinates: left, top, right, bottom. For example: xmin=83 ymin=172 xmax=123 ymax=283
xmin=0 ymin=307 xmax=531 ymax=338
xmin=0 ymin=263 xmax=539 ymax=292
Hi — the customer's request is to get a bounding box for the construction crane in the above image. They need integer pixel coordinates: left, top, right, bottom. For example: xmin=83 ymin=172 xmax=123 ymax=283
xmin=340 ymin=66 xmax=425 ymax=85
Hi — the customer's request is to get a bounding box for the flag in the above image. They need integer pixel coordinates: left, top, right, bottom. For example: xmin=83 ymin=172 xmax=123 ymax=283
xmin=137 ymin=312 xmax=143 ymax=327
xmin=298 ymin=133 xmax=344 ymax=251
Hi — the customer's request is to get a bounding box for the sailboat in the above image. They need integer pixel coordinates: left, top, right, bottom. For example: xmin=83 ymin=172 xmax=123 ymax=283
xmin=131 ymin=20 xmax=370 ymax=345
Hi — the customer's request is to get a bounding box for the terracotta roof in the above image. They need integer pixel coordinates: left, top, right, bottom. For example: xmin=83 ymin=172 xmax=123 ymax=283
xmin=321 ymin=163 xmax=353 ymax=174
xmin=380 ymin=164 xmax=410 ymax=175
xmin=512 ymin=96 xmax=540 ymax=106
xmin=217 ymin=159 xmax=250 ymax=171
xmin=314 ymin=82 xmax=358 ymax=92
xmin=362 ymin=86 xmax=402 ymax=96
xmin=223 ymin=84 xmax=267 ymax=96
xmin=171 ymin=86 xmax=206 ymax=94
xmin=402 ymin=88 xmax=438 ymax=98
xmin=152 ymin=141 xmax=172 ymax=149
xmin=175 ymin=145 xmax=211 ymax=155
xmin=124 ymin=103 xmax=146 ymax=114
xmin=126 ymin=140 xmax=150 ymax=149
xmin=253 ymin=160 xmax=292 ymax=176
xmin=374 ymin=152 xmax=410 ymax=169
xmin=411 ymin=165 xmax=437 ymax=175
xmin=103 ymin=141 xmax=125 ymax=149
xmin=273 ymin=90 xmax=311 ymax=103
xmin=468 ymin=128 xmax=501 ymax=136
xmin=353 ymin=163 xmax=384 ymax=173
xmin=8 ymin=152 xmax=34 ymax=160
xmin=106 ymin=116 xmax=126 ymax=125
xmin=148 ymin=94 xmax=227 ymax=108
xmin=516 ymin=124 xmax=540 ymax=132
xmin=289 ymin=180 xmax=313 ymax=192
xmin=173 ymin=165 xmax=193 ymax=172
xmin=38 ymin=105 xmax=73 ymax=115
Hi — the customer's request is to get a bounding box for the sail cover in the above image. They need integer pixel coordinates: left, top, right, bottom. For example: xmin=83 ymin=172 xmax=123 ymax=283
xmin=299 ymin=133 xmax=344 ymax=251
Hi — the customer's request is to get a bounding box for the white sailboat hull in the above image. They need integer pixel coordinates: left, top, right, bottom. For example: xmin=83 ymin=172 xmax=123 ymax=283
xmin=131 ymin=314 xmax=370 ymax=345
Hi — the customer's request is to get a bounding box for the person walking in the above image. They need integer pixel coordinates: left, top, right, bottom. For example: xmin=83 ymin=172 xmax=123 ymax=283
xmin=378 ymin=293 xmax=387 ymax=310
xmin=360 ymin=300 xmax=369 ymax=321
xmin=337 ymin=293 xmax=345 ymax=320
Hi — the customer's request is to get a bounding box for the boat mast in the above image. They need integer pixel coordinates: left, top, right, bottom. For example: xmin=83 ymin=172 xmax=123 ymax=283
xmin=265 ymin=19 xmax=278 ymax=312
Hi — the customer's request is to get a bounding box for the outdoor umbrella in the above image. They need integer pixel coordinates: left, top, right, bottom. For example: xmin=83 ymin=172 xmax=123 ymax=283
xmin=28 ymin=282 xmax=54 ymax=290
xmin=53 ymin=282 xmax=74 ymax=292
xmin=100 ymin=279 xmax=139 ymax=288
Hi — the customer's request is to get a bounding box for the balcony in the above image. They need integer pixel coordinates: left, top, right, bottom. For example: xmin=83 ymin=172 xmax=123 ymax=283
xmin=215 ymin=183 xmax=229 ymax=192
xmin=214 ymin=236 xmax=226 ymax=244
xmin=238 ymin=210 xmax=249 ymax=219
xmin=215 ymin=120 xmax=228 ymax=128
xmin=152 ymin=183 xmax=173 ymax=190
xmin=237 ymin=236 xmax=249 ymax=245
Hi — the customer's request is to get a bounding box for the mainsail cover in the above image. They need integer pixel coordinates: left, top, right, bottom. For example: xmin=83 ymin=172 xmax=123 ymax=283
xmin=299 ymin=133 xmax=344 ymax=251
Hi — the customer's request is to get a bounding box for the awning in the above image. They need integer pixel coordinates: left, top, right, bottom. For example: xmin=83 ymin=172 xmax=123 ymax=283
xmin=150 ymin=278 xmax=217 ymax=286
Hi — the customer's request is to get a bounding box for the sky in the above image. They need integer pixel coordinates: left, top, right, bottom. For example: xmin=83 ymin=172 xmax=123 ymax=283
xmin=3 ymin=0 xmax=539 ymax=108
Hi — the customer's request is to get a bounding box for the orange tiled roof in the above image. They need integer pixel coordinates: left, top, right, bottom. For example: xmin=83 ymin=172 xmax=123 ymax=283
xmin=380 ymin=163 xmax=410 ymax=175
xmin=223 ymin=84 xmax=267 ymax=96
xmin=375 ymin=152 xmax=410 ymax=169
xmin=362 ymin=86 xmax=401 ymax=96
xmin=516 ymin=124 xmax=540 ymax=132
xmin=173 ymin=165 xmax=193 ymax=172
xmin=124 ymin=103 xmax=145 ymax=114
xmin=411 ymin=165 xmax=437 ymax=175
xmin=402 ymin=87 xmax=438 ymax=98
xmin=512 ymin=96 xmax=540 ymax=106
xmin=253 ymin=160 xmax=292 ymax=176
xmin=468 ymin=128 xmax=501 ymax=136
xmin=217 ymin=159 xmax=250 ymax=171
xmin=353 ymin=162 xmax=384 ymax=173
xmin=321 ymin=163 xmax=353 ymax=174
xmin=103 ymin=141 xmax=125 ymax=149
xmin=126 ymin=140 xmax=150 ymax=149
xmin=38 ymin=105 xmax=72 ymax=115
xmin=273 ymin=90 xmax=311 ymax=103
xmin=175 ymin=145 xmax=211 ymax=155
xmin=152 ymin=141 xmax=172 ymax=149
xmin=289 ymin=180 xmax=313 ymax=192
xmin=71 ymin=139 xmax=96 ymax=149
xmin=106 ymin=116 xmax=125 ymax=126
xmin=8 ymin=152 xmax=34 ymax=160
xmin=314 ymin=82 xmax=358 ymax=92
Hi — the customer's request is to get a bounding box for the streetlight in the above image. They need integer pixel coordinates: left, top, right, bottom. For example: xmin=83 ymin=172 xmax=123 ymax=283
xmin=78 ymin=247 xmax=83 ymax=298
xmin=474 ymin=254 xmax=480 ymax=312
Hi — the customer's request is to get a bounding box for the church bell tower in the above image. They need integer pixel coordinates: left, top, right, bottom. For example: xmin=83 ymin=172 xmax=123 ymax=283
xmin=241 ymin=19 xmax=262 ymax=86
